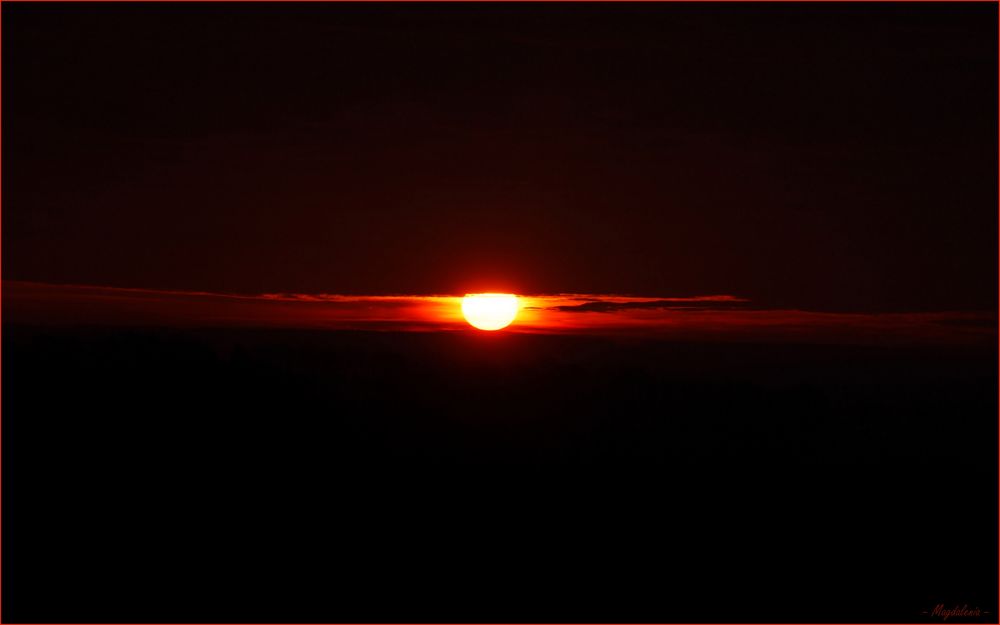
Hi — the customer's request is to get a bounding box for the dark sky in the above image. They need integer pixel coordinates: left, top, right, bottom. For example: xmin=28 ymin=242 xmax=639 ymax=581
xmin=3 ymin=2 xmax=996 ymax=312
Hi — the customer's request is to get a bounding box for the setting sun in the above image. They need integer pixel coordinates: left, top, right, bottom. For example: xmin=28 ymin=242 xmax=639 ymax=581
xmin=461 ymin=293 xmax=519 ymax=331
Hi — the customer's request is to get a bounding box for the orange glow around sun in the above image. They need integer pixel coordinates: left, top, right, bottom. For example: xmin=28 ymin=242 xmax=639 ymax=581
xmin=461 ymin=293 xmax=520 ymax=331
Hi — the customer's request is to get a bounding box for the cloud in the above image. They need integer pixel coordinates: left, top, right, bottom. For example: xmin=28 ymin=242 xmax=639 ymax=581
xmin=3 ymin=281 xmax=994 ymax=345
xmin=547 ymin=296 xmax=749 ymax=313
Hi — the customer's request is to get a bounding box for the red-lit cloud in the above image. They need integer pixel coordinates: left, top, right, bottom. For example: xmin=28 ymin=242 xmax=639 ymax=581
xmin=4 ymin=281 xmax=994 ymax=345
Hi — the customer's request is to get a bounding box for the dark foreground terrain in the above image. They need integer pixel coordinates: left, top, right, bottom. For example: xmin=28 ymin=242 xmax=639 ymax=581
xmin=3 ymin=324 xmax=997 ymax=623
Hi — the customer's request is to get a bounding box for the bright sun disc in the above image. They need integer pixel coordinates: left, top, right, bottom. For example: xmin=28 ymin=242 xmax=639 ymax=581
xmin=461 ymin=293 xmax=519 ymax=331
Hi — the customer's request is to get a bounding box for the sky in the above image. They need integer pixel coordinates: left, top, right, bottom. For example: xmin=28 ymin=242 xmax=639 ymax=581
xmin=3 ymin=3 xmax=997 ymax=313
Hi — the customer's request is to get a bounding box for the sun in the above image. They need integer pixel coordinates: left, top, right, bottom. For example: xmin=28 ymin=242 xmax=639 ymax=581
xmin=461 ymin=293 xmax=520 ymax=331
